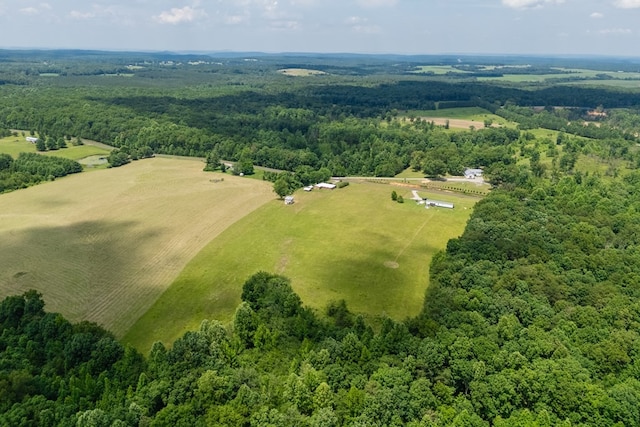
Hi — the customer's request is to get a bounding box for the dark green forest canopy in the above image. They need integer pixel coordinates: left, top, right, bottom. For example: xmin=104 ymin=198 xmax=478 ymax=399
xmin=0 ymin=152 xmax=82 ymax=193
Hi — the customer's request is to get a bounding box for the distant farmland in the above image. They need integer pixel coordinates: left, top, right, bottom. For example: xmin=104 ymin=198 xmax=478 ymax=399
xmin=125 ymin=182 xmax=478 ymax=352
xmin=0 ymin=158 xmax=274 ymax=336
xmin=0 ymin=134 xmax=110 ymax=161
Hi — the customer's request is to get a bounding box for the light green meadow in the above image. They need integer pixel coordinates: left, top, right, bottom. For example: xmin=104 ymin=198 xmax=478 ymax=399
xmin=0 ymin=135 xmax=110 ymax=162
xmin=124 ymin=182 xmax=478 ymax=352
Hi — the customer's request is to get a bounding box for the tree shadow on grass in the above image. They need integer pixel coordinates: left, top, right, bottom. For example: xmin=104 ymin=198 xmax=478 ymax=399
xmin=0 ymin=219 xmax=163 ymax=335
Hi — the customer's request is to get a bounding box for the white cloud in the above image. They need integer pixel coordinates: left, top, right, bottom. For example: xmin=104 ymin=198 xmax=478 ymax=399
xmin=356 ymin=0 xmax=398 ymax=7
xmin=154 ymin=6 xmax=206 ymax=24
xmin=590 ymin=12 xmax=603 ymax=18
xmin=70 ymin=10 xmax=96 ymax=20
xmin=19 ymin=3 xmax=51 ymax=15
xmin=20 ymin=7 xmax=39 ymax=15
xmin=613 ymin=0 xmax=640 ymax=8
xmin=346 ymin=16 xmax=380 ymax=34
xmin=502 ymin=0 xmax=563 ymax=9
xmin=219 ymin=0 xmax=289 ymax=23
xmin=269 ymin=20 xmax=299 ymax=30
xmin=225 ymin=14 xmax=248 ymax=25
xmin=289 ymin=0 xmax=317 ymax=5
xmin=599 ymin=28 xmax=632 ymax=34
xmin=67 ymin=5 xmax=131 ymax=24
xmin=346 ymin=16 xmax=366 ymax=24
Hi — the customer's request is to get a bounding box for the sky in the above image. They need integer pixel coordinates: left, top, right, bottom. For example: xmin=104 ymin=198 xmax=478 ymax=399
xmin=1 ymin=0 xmax=640 ymax=56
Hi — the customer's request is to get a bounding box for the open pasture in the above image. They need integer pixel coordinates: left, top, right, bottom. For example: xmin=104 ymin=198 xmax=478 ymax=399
xmin=125 ymin=182 xmax=477 ymax=352
xmin=0 ymin=135 xmax=110 ymax=161
xmin=411 ymin=65 xmax=470 ymax=75
xmin=478 ymin=67 xmax=640 ymax=84
xmin=278 ymin=68 xmax=327 ymax=77
xmin=408 ymin=107 xmax=491 ymax=119
xmin=404 ymin=107 xmax=514 ymax=130
xmin=0 ymin=158 xmax=274 ymax=337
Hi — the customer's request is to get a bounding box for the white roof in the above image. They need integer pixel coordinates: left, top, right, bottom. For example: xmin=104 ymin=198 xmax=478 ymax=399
xmin=315 ymin=182 xmax=336 ymax=189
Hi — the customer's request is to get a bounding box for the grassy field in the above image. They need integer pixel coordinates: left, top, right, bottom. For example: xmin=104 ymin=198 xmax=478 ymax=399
xmin=478 ymin=68 xmax=640 ymax=84
xmin=278 ymin=68 xmax=327 ymax=77
xmin=124 ymin=182 xmax=478 ymax=352
xmin=408 ymin=107 xmax=491 ymax=119
xmin=0 ymin=158 xmax=275 ymax=337
xmin=411 ymin=65 xmax=470 ymax=75
xmin=403 ymin=107 xmax=514 ymax=130
xmin=0 ymin=135 xmax=110 ymax=161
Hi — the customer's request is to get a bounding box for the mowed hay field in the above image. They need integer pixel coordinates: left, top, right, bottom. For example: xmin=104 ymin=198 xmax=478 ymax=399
xmin=125 ymin=183 xmax=478 ymax=352
xmin=0 ymin=158 xmax=274 ymax=336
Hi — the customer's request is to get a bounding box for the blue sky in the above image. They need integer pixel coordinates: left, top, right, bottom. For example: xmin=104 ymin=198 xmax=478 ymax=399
xmin=1 ymin=0 xmax=640 ymax=56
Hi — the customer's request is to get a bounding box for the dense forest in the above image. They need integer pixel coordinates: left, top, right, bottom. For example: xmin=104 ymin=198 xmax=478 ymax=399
xmin=0 ymin=151 xmax=83 ymax=193
xmin=3 ymin=50 xmax=640 ymax=425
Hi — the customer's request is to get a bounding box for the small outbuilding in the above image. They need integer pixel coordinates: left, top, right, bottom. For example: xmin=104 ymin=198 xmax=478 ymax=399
xmin=425 ymin=199 xmax=454 ymax=209
xmin=284 ymin=196 xmax=295 ymax=205
xmin=315 ymin=182 xmax=337 ymax=190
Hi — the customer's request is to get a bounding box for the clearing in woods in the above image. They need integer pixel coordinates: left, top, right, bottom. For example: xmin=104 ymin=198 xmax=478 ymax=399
xmin=0 ymin=157 xmax=274 ymax=336
xmin=278 ymin=68 xmax=327 ymax=77
xmin=125 ymin=182 xmax=478 ymax=352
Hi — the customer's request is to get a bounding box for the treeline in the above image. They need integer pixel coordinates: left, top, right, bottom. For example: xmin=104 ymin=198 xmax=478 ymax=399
xmin=417 ymin=171 xmax=640 ymax=426
xmin=1 ymin=76 xmax=640 ymax=177
xmin=0 ymin=291 xmax=145 ymax=426
xmin=0 ymin=152 xmax=83 ymax=193
xmin=496 ymin=105 xmax=636 ymax=140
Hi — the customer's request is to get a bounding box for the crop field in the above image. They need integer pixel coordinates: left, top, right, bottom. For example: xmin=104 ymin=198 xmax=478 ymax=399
xmin=0 ymin=158 xmax=274 ymax=337
xmin=0 ymin=135 xmax=110 ymax=161
xmin=125 ymin=182 xmax=478 ymax=352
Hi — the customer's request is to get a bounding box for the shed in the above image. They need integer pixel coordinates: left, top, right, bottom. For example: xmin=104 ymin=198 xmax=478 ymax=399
xmin=425 ymin=199 xmax=454 ymax=209
xmin=315 ymin=182 xmax=337 ymax=189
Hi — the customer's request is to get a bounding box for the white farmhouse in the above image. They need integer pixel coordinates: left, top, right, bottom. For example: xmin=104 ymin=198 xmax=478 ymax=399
xmin=464 ymin=168 xmax=483 ymax=179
